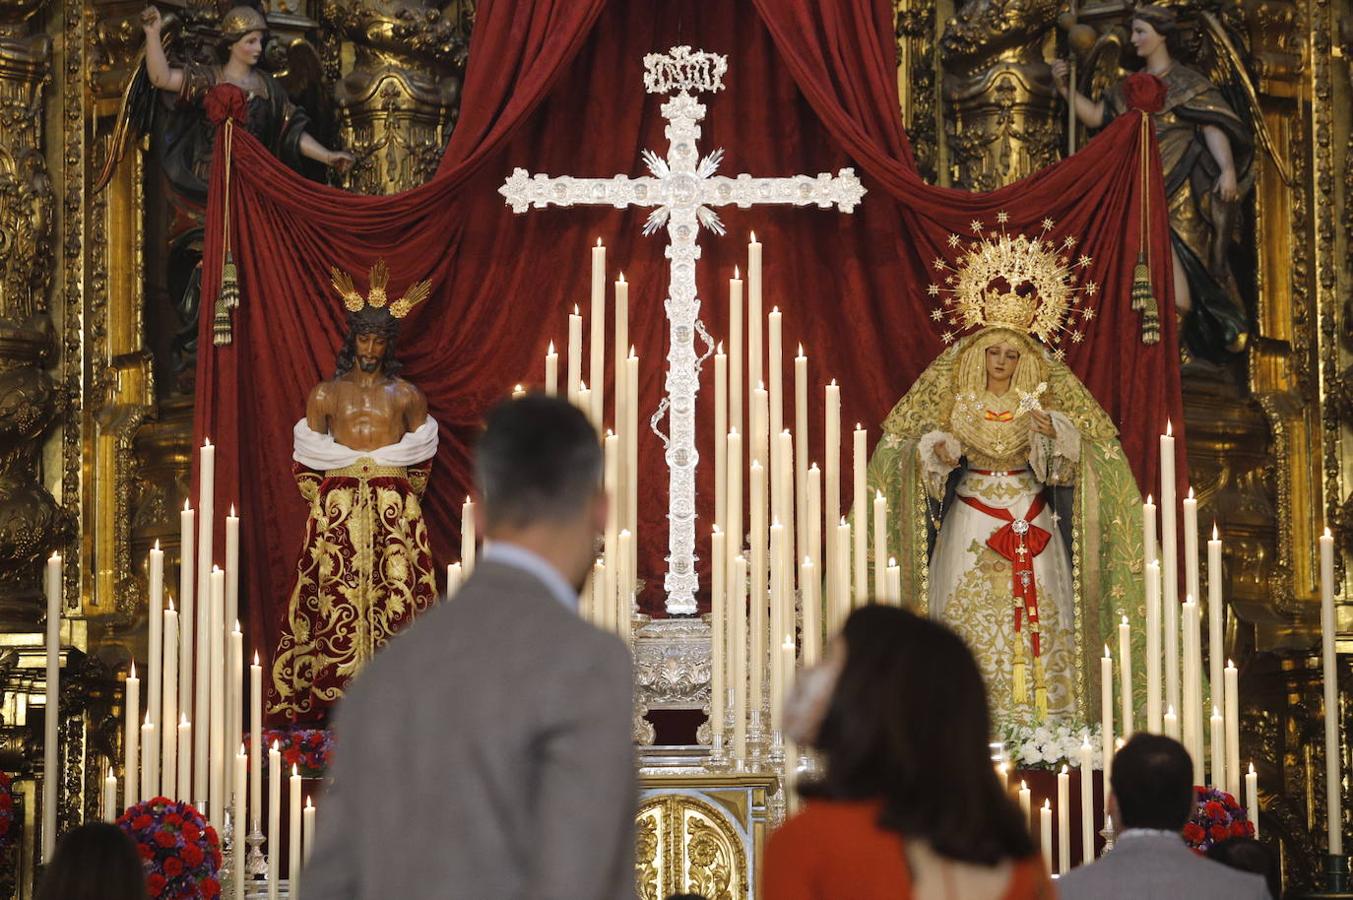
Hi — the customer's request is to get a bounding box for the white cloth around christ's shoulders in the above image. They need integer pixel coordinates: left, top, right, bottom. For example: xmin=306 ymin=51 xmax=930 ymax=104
xmin=292 ymin=416 xmax=439 ymax=470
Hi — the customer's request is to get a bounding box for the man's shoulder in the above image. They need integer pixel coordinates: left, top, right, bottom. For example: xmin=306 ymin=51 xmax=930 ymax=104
xmin=1057 ymin=840 xmax=1270 ymax=900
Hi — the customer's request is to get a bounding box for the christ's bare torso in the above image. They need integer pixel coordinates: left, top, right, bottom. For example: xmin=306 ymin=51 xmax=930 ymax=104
xmin=306 ymin=372 xmax=428 ymax=452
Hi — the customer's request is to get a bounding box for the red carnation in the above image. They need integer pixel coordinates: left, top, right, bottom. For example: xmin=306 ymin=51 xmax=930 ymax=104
xmin=163 ymin=856 xmax=184 ymax=877
xmin=1122 ymin=72 xmax=1168 ymax=114
xmin=203 ymin=83 xmax=248 ymax=127
xmin=284 ymin=748 xmax=301 ymax=766
xmin=138 ymin=843 xmax=155 ymax=860
xmin=1183 ymin=822 xmax=1206 ymax=843
xmin=0 ymin=793 xmax=11 ymax=810
xmin=147 ymin=873 xmax=167 ymax=897
xmin=132 ymin=814 xmax=154 ymax=830
xmin=1230 ymin=820 xmax=1251 ymax=837
xmin=182 ymin=842 xmax=205 ymax=867
xmin=182 ymin=822 xmax=200 ymax=842
xmin=1205 ymin=800 xmax=1226 ymax=819
xmin=1210 ymin=824 xmax=1229 ymax=842
xmin=154 ymin=829 xmax=178 ymax=848
xmin=165 ymin=813 xmax=183 ymax=826
xmin=203 ymin=877 xmax=221 ymax=898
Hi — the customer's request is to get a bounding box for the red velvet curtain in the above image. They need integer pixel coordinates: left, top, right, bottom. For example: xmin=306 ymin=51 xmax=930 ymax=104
xmin=194 ymin=0 xmax=1183 ymax=689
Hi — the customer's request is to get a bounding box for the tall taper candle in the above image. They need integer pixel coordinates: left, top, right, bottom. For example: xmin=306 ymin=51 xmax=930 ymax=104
xmin=1019 ymin=781 xmax=1031 ymax=831
xmin=1208 ymin=525 xmax=1224 ymax=721
xmin=589 ymin=239 xmax=605 ymax=428
xmin=1183 ymin=487 xmax=1199 ymax=608
xmin=148 ymin=541 xmax=164 ymax=765
xmin=852 ymin=425 xmax=867 ymax=602
xmin=1143 ymin=494 xmax=1157 ymax=567
xmin=1080 ymin=738 xmax=1094 ymax=863
xmin=225 ymin=507 xmax=239 ymax=660
xmin=446 ymin=562 xmax=462 ymax=598
xmin=290 ymin=764 xmax=302 ymax=896
xmin=626 ymin=350 xmax=638 ymax=570
xmin=176 ymin=715 xmax=191 ymax=802
xmin=835 ymin=519 xmax=851 ymax=633
xmin=807 ymin=463 xmax=822 ymax=576
xmin=768 ymin=307 xmax=783 ymax=473
xmin=577 ymin=383 xmax=592 ymax=428
xmin=567 ymin=306 xmax=582 ymax=404
xmin=1210 ymin=706 xmax=1226 ymax=791
xmin=545 ymin=341 xmax=558 ymax=397
xmin=801 ymin=557 xmax=819 ymax=667
xmin=616 ymin=529 xmax=633 ymax=646
xmin=234 ymin=746 xmax=247 ymax=900
xmin=250 ymin=654 xmax=262 ymax=829
xmin=195 ymin=441 xmax=215 ymax=805
xmin=42 ymin=552 xmax=60 ymax=861
xmin=1119 ymin=614 xmax=1133 ymax=737
xmin=1058 ymin=765 xmax=1070 ymax=874
xmin=209 ymin=568 xmax=226 ymax=825
xmin=714 ymin=346 xmax=727 ymax=534
xmin=824 ymin=383 xmax=841 ymax=626
xmin=613 ymin=274 xmax=628 ymax=514
xmin=1164 ymin=704 xmax=1178 ymax=740
xmin=162 ymin=601 xmax=178 ymax=798
xmin=873 ymin=491 xmax=887 ymax=601
xmin=726 ymin=429 xmax=743 ymax=595
xmin=104 ymin=768 xmax=118 ymax=823
xmin=461 ymin=496 xmax=476 ymax=577
xmin=768 ymin=521 xmax=785 ymax=734
xmin=1247 ymin=763 xmax=1260 ymax=838
xmin=710 ymin=528 xmax=725 ymax=747
xmin=1225 ymin=660 xmax=1240 ymax=799
xmin=733 ymin=554 xmax=749 ymax=763
xmin=178 ymin=501 xmax=195 ymax=771
xmin=1161 ymin=425 xmax=1180 ymax=734
xmin=1040 ymin=800 xmax=1053 ymax=874
xmin=302 ymin=796 xmax=316 ymax=868
xmin=794 ymin=347 xmax=809 ymax=578
xmin=125 ymin=663 xmax=140 ymax=807
xmin=1146 ymin=560 xmax=1162 ymax=732
xmin=268 ymin=741 xmax=280 ymax=900
xmin=748 ymin=234 xmax=763 ymax=405
xmin=749 ymin=461 xmax=767 ymax=730
xmin=728 ymin=268 xmax=744 ymax=463
xmin=1320 ymin=527 xmax=1342 ymax=855
xmin=1183 ymin=598 xmax=1205 ymax=784
xmin=603 ymin=432 xmax=619 ymax=632
xmin=1101 ymin=646 xmax=1114 ymax=810
xmin=779 ymin=430 xmax=796 ymax=592
xmin=142 ymin=714 xmax=157 ymax=802
xmin=229 ymin=621 xmax=242 ymax=804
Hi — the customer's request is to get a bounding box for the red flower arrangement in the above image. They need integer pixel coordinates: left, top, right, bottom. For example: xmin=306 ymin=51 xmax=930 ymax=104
xmin=117 ymin=797 xmax=222 ymax=899
xmin=0 ymin=771 xmax=15 ymax=852
xmin=1182 ymin=786 xmax=1255 ymax=854
xmin=249 ymin=727 xmax=334 ymax=777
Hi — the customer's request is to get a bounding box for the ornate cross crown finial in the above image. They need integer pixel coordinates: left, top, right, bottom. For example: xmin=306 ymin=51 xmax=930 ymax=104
xmin=330 ymin=259 xmax=432 ymax=319
xmin=926 ymin=215 xmax=1099 ymax=356
xmin=642 ymin=46 xmax=728 ymax=95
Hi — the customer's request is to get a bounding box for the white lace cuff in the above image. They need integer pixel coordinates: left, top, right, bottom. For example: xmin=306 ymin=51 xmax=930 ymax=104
xmin=917 ymin=431 xmax=960 ymax=498
xmin=1028 ymin=411 xmax=1079 ymax=486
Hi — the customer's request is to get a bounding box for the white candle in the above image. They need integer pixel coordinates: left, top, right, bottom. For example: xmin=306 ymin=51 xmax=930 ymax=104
xmin=250 ymin=653 xmax=263 ymax=830
xmin=43 ymin=552 xmax=60 ymax=861
xmin=852 ymin=425 xmax=867 ymax=602
xmin=1080 ymin=739 xmax=1095 ymax=863
xmin=778 ymin=430 xmax=796 ymax=594
xmin=1019 ymin=780 xmax=1032 ymax=831
xmin=225 ymin=509 xmax=239 ymax=655
xmin=751 ymin=381 xmax=769 ymax=486
xmin=511 ymin=383 xmax=526 ymax=400
xmin=729 ymin=267 xmax=744 ymax=453
xmin=176 ymin=715 xmax=191 ymax=802
xmin=885 ymin=560 xmax=901 ymax=606
xmin=302 ymin=796 xmax=316 ymax=869
xmin=1210 ymin=706 xmax=1226 ymax=790
xmin=613 ymin=273 xmax=628 ymax=521
xmin=733 ymin=554 xmax=749 ymax=763
xmin=824 ymin=382 xmax=841 ymax=627
xmin=768 ymin=310 xmax=784 ymax=515
xmin=603 ymin=432 xmax=619 ymax=633
xmin=577 ymin=382 xmax=592 ymax=427
xmin=1247 ymin=763 xmax=1260 ymax=838
xmin=769 ymin=521 xmax=785 ymax=734
xmin=1321 ymin=526 xmax=1342 ymax=855
xmin=142 ymin=714 xmax=157 ymax=802
xmin=726 ymin=429 xmax=743 ymax=603
xmin=617 ymin=529 xmax=633 ymax=645
xmin=749 ymin=461 xmax=766 ymax=730
xmin=290 ymin=764 xmax=302 ymax=895
xmin=1207 ymin=525 xmax=1224 ymax=724
xmin=233 ymin=746 xmax=247 ymax=900
xmin=1118 ymin=614 xmax=1133 ymax=737
xmin=711 ymin=528 xmax=725 ymax=747
xmin=208 ymin=568 xmax=225 ymax=825
xmin=1040 ymin=800 xmax=1053 ymax=874
xmin=1189 ymin=599 xmax=1206 ymax=783
xmin=268 ymin=741 xmax=281 ymax=900
xmin=592 ymin=559 xmax=608 ymax=631
xmin=567 ymin=306 xmax=582 ymax=404
xmin=807 ymin=464 xmax=822 ymax=578
xmin=1183 ymin=487 xmax=1199 ymax=608
xmin=1164 ymin=704 xmax=1178 ymax=740
xmin=103 ymin=768 xmax=118 ymax=823
xmin=794 ymin=347 xmax=809 ymax=580
xmin=1161 ymin=426 xmax=1180 ymax=734
xmin=1058 ymin=766 xmax=1070 ymax=874
xmin=1101 ymin=646 xmax=1114 ymax=807
xmin=873 ymin=491 xmax=887 ymax=602
xmin=125 ymin=663 xmax=140 ymax=807
xmin=835 ymin=519 xmax=851 ymax=632
xmin=229 ymin=622 xmax=242 ymax=806
xmin=747 ymin=234 xmax=763 ymax=410
xmin=545 ymin=341 xmax=558 ymax=396
xmin=195 ymin=442 xmax=215 ymax=807
xmin=714 ymin=346 xmax=727 ymax=535
xmin=162 ymin=602 xmax=178 ymax=798
xmin=178 ymin=502 xmax=195 ymax=769
xmin=1225 ymin=660 xmax=1240 ymax=799
xmin=801 ymin=557 xmax=819 ymax=667
xmin=148 ymin=541 xmax=164 ymax=765
xmin=445 ymin=562 xmax=462 ymax=599
xmin=1143 ymin=494 xmax=1157 ymax=567
xmin=461 ymin=496 xmax=476 ymax=577
xmin=1181 ymin=597 xmax=1202 ymax=783
xmin=224 ymin=510 xmax=239 ymax=803
xmin=626 ymin=350 xmax=639 ymax=565
xmin=590 ymin=239 xmax=605 ymax=429
xmin=1146 ymin=560 xmax=1162 ymax=733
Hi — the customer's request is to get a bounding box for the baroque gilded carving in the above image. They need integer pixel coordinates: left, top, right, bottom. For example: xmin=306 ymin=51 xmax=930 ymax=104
xmin=325 ymin=0 xmax=471 ymax=195
xmin=895 ymin=0 xmax=939 ymax=183
xmin=938 ymin=0 xmax=1060 ymax=190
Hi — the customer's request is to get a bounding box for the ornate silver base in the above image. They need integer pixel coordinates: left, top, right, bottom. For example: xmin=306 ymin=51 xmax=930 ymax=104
xmin=245 ymin=826 xmax=267 ymax=878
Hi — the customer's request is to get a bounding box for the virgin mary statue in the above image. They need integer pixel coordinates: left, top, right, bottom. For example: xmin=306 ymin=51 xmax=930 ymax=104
xmin=868 ymin=226 xmax=1145 ymax=731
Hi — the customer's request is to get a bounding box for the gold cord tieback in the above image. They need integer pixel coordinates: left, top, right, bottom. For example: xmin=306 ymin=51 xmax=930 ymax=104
xmin=1130 ymin=111 xmax=1161 ymax=345
xmin=214 ymin=118 xmax=240 ymax=346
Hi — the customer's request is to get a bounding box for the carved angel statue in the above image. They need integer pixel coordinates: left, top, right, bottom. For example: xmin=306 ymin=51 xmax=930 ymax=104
xmin=867 ymin=225 xmax=1145 ymax=730
xmin=1052 ymin=4 xmax=1289 ymax=363
xmin=95 ymin=5 xmax=353 ymax=381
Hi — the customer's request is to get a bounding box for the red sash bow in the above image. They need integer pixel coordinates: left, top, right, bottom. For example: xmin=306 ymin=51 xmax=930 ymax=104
xmin=959 ymin=494 xmax=1050 ymax=656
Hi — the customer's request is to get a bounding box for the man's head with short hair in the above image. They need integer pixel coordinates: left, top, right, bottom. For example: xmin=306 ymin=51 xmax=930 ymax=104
xmin=474 ymin=394 xmax=605 ymax=586
xmin=1110 ymin=733 xmax=1195 ymax=831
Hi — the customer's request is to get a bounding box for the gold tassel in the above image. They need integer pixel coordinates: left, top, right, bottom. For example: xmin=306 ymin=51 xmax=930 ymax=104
xmin=1033 ymin=654 xmax=1049 ymax=721
xmin=214 ymin=251 xmax=239 ymax=346
xmin=1013 ymin=633 xmax=1028 ymax=705
xmin=1131 ymin=253 xmax=1160 ymax=344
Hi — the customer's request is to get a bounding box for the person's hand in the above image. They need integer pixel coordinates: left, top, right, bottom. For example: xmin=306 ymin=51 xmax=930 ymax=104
xmin=934 ymin=440 xmax=959 ymax=468
xmin=1050 ymin=59 xmax=1071 ymax=97
xmin=327 ymin=149 xmax=355 ymax=174
xmin=1214 ymin=167 xmax=1239 ymax=202
xmin=1029 ymin=409 xmax=1056 ymax=438
xmin=141 ymin=5 xmax=162 ymax=33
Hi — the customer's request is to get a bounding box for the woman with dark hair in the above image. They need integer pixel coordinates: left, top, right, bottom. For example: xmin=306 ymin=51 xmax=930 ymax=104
xmin=765 ymin=606 xmax=1053 ymax=899
xmin=36 ymin=822 xmax=148 ymax=900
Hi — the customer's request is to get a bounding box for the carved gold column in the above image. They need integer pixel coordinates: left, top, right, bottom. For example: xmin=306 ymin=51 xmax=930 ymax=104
xmin=938 ymin=0 xmax=1060 ymax=191
xmin=0 ymin=0 xmax=68 ymax=630
xmin=328 ymin=0 xmax=470 ymax=195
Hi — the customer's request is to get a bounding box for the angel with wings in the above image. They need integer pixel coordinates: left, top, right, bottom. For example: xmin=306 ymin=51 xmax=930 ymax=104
xmin=1052 ymin=4 xmax=1289 ymax=363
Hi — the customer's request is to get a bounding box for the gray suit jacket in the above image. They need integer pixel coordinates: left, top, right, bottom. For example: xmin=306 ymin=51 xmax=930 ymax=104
xmin=304 ymin=560 xmax=637 ymax=900
xmin=1055 ymin=831 xmax=1271 ymax=900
